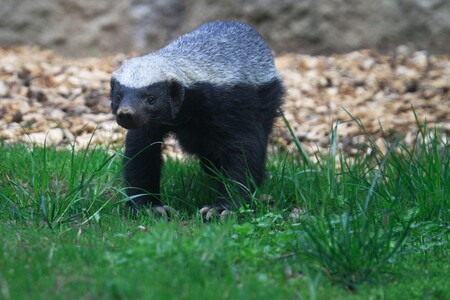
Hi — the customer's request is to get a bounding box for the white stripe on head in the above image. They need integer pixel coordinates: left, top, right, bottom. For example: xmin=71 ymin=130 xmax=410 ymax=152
xmin=112 ymin=55 xmax=176 ymax=88
xmin=112 ymin=22 xmax=280 ymax=89
xmin=113 ymin=53 xmax=278 ymax=89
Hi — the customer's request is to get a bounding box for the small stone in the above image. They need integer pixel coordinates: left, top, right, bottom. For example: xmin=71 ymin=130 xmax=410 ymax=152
xmin=47 ymin=128 xmax=64 ymax=144
xmin=12 ymin=111 xmax=23 ymax=123
xmin=24 ymin=132 xmax=47 ymax=144
xmin=46 ymin=108 xmax=66 ymax=120
xmin=0 ymin=129 xmax=15 ymax=140
xmin=36 ymin=91 xmax=48 ymax=103
xmin=0 ymin=81 xmax=7 ymax=96
xmin=0 ymin=107 xmax=7 ymax=119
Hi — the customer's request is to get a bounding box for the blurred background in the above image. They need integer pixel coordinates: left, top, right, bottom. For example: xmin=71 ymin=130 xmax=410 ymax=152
xmin=1 ymin=0 xmax=449 ymax=56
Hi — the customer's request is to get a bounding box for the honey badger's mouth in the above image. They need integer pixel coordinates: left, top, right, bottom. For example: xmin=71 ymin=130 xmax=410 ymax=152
xmin=116 ymin=116 xmax=139 ymax=129
xmin=116 ymin=118 xmax=139 ymax=129
xmin=116 ymin=107 xmax=142 ymax=129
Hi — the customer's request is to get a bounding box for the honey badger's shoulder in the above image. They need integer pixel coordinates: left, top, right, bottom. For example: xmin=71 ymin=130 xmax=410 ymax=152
xmin=112 ymin=21 xmax=279 ymax=89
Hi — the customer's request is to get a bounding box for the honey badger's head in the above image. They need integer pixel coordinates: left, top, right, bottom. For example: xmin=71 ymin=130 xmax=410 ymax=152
xmin=110 ymin=78 xmax=184 ymax=129
xmin=110 ymin=57 xmax=185 ymax=129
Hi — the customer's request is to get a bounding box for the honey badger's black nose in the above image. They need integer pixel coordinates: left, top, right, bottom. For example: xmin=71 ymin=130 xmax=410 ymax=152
xmin=117 ymin=107 xmax=138 ymax=129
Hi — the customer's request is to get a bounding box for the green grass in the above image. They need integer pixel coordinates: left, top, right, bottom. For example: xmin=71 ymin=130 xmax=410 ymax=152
xmin=0 ymin=119 xmax=448 ymax=299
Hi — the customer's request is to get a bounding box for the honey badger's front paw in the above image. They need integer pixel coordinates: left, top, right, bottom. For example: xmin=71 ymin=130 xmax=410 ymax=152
xmin=199 ymin=205 xmax=230 ymax=222
xmin=125 ymin=202 xmax=177 ymax=220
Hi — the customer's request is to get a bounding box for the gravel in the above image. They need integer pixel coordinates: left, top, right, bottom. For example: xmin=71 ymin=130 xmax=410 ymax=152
xmin=1 ymin=46 xmax=449 ymax=157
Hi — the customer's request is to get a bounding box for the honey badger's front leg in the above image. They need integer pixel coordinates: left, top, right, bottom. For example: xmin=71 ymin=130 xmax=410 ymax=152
xmin=123 ymin=128 xmax=165 ymax=211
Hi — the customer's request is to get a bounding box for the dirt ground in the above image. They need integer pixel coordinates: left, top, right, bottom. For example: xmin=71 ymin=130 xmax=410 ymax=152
xmin=0 ymin=46 xmax=449 ymax=157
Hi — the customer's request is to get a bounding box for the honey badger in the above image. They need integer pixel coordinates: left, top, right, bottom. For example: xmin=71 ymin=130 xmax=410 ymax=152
xmin=110 ymin=21 xmax=284 ymax=217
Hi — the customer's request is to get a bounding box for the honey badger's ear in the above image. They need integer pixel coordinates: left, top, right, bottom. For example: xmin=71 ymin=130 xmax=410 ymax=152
xmin=169 ymin=80 xmax=185 ymax=117
xmin=110 ymin=78 xmax=116 ymax=95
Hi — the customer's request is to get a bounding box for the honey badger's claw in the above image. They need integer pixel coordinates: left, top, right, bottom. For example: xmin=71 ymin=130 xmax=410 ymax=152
xmin=154 ymin=206 xmax=168 ymax=217
xmin=199 ymin=206 xmax=215 ymax=221
xmin=220 ymin=209 xmax=230 ymax=219
xmin=200 ymin=205 xmax=229 ymax=222
xmin=154 ymin=205 xmax=177 ymax=220
xmin=199 ymin=205 xmax=212 ymax=215
xmin=219 ymin=209 xmax=229 ymax=220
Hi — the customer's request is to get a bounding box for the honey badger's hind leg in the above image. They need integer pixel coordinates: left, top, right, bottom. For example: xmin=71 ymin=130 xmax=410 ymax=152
xmin=198 ymin=157 xmax=231 ymax=221
xmin=199 ymin=126 xmax=267 ymax=221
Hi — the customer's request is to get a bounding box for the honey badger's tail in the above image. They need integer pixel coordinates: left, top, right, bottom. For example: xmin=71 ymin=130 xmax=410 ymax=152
xmin=258 ymin=78 xmax=285 ymax=137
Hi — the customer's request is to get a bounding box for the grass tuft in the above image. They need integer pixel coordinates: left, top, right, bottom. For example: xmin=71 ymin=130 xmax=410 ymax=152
xmin=0 ymin=140 xmax=125 ymax=228
xmin=279 ymin=113 xmax=447 ymax=289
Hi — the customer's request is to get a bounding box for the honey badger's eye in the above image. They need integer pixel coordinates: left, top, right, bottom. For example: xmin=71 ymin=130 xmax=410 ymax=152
xmin=115 ymin=94 xmax=122 ymax=103
xmin=146 ymin=95 xmax=156 ymax=105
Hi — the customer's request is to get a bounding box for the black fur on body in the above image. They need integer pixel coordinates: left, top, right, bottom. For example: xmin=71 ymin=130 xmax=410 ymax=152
xmin=110 ymin=21 xmax=284 ymax=212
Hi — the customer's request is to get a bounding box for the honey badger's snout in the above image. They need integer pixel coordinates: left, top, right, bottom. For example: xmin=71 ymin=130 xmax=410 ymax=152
xmin=116 ymin=106 xmax=139 ymax=129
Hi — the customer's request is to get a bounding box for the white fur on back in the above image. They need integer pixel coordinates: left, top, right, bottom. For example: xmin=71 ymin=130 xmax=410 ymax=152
xmin=112 ymin=21 xmax=279 ymax=88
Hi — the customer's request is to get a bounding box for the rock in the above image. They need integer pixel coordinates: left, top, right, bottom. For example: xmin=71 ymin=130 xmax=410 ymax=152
xmin=0 ymin=128 xmax=15 ymax=140
xmin=75 ymin=133 xmax=98 ymax=148
xmin=46 ymin=108 xmax=66 ymax=121
xmin=50 ymin=128 xmax=65 ymax=144
xmin=12 ymin=111 xmax=23 ymax=123
xmin=0 ymin=81 xmax=7 ymax=96
xmin=22 ymin=133 xmax=47 ymax=144
xmin=62 ymin=129 xmax=75 ymax=144
xmin=0 ymin=1 xmax=449 ymax=56
xmin=0 ymin=107 xmax=7 ymax=119
xmin=83 ymin=113 xmax=114 ymax=123
xmin=22 ymin=128 xmax=63 ymax=145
